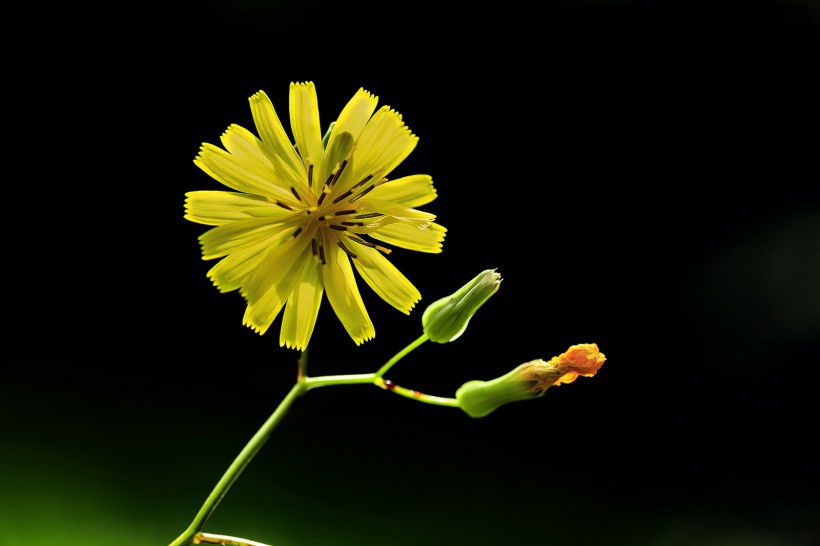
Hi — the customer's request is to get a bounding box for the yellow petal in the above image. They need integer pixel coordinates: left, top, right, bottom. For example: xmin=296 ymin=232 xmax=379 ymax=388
xmin=339 ymin=106 xmax=417 ymax=194
xmin=242 ymin=233 xmax=315 ymax=335
xmin=249 ymin=90 xmax=307 ymax=186
xmin=206 ymin=230 xmax=290 ymax=293
xmin=346 ymin=238 xmax=420 ymax=314
xmin=194 ymin=143 xmax=297 ymax=204
xmin=289 ymin=82 xmax=323 ymax=177
xmin=367 ymin=174 xmax=437 ymax=208
xmin=322 ymin=236 xmax=374 ymax=345
xmin=370 ymin=222 xmax=446 ymax=253
xmin=199 ymin=217 xmax=296 ymax=260
xmin=220 ymin=124 xmax=312 ymax=200
xmin=280 ymin=260 xmax=324 ymax=350
xmin=365 ymin=198 xmax=436 ymax=226
xmin=330 ymin=88 xmax=379 ymax=144
xmin=184 ymin=191 xmax=292 ymax=226
xmin=220 ymin=125 xmax=276 ymax=177
xmin=321 ymin=88 xmax=378 ymax=186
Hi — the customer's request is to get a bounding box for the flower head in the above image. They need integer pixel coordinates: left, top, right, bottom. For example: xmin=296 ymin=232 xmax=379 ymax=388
xmin=455 ymin=343 xmax=606 ymax=418
xmin=185 ymin=83 xmax=445 ymax=350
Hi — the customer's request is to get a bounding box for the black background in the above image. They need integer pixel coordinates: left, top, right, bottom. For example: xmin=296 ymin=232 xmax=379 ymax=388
xmin=3 ymin=1 xmax=819 ymax=545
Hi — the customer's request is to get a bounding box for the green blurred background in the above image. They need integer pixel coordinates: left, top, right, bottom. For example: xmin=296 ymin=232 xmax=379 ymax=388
xmin=2 ymin=1 xmax=819 ymax=545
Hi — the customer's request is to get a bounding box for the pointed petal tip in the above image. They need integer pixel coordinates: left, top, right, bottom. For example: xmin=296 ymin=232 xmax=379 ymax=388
xmin=249 ymin=90 xmax=269 ymax=102
xmin=279 ymin=338 xmax=306 ymax=351
xmin=242 ymin=306 xmax=271 ymax=336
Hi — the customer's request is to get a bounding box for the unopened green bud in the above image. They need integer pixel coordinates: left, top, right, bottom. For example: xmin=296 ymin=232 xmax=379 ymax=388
xmin=422 ymin=269 xmax=502 ymax=343
xmin=456 ymin=344 xmax=607 ymax=418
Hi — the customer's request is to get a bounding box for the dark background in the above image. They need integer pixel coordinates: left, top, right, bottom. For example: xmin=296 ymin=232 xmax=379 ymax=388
xmin=2 ymin=1 xmax=819 ymax=545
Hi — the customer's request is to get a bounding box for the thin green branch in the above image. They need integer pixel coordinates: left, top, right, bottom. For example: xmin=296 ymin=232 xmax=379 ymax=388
xmin=304 ymin=373 xmax=377 ymax=390
xmin=169 ymin=382 xmax=306 ymax=546
xmin=170 ymin=333 xmax=454 ymax=546
xmin=374 ymin=377 xmax=459 ymax=407
xmin=374 ymin=334 xmax=428 ymax=378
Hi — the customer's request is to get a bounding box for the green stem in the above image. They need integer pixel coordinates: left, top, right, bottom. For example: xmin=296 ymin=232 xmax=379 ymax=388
xmin=170 ymin=336 xmax=453 ymax=546
xmin=169 ymin=381 xmax=306 ymax=546
xmin=298 ymin=347 xmax=308 ymax=382
xmin=374 ymin=377 xmax=459 ymax=407
xmin=305 ymin=373 xmax=376 ymax=389
xmin=374 ymin=333 xmax=428 ymax=378
xmin=306 ymin=372 xmax=459 ymax=406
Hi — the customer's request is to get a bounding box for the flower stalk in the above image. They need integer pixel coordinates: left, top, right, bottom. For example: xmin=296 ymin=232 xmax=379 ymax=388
xmin=169 ymin=337 xmax=459 ymax=546
xmin=169 ymin=381 xmax=306 ymax=546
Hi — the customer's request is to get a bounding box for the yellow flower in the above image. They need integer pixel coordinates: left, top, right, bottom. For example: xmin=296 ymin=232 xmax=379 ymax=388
xmin=185 ymin=82 xmax=445 ymax=350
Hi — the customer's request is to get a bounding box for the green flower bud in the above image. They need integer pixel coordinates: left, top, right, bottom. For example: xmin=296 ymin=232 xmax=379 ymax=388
xmin=422 ymin=269 xmax=502 ymax=343
xmin=456 ymin=344 xmax=607 ymax=418
xmin=456 ymin=363 xmax=542 ymax=418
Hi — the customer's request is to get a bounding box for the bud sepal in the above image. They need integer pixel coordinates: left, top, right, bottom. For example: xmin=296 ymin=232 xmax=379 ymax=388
xmin=422 ymin=269 xmax=502 ymax=343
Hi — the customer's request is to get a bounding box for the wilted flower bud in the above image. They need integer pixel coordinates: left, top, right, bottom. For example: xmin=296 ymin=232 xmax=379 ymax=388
xmin=456 ymin=343 xmax=606 ymax=418
xmin=422 ymin=269 xmax=502 ymax=343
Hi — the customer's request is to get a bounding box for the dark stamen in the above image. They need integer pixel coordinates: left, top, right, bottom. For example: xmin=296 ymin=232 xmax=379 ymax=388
xmin=351 ymin=173 xmax=374 ymax=190
xmin=349 ymin=185 xmax=375 ymax=202
xmin=333 ymin=209 xmax=357 ymax=216
xmin=290 ymin=186 xmax=302 ymax=202
xmin=311 ymin=238 xmax=318 ymax=256
xmin=348 ymin=235 xmax=392 ymax=254
xmin=292 ymin=226 xmax=303 ymax=238
xmin=355 ymin=212 xmax=383 ymax=219
xmin=275 ymin=200 xmax=296 ymax=211
xmin=318 ymin=245 xmax=326 ymax=265
xmin=317 ymin=191 xmax=328 ymax=206
xmin=323 ymin=170 xmax=335 ymax=188
xmin=341 ymin=221 xmax=364 ymax=226
xmin=350 ymin=167 xmax=385 ymax=190
xmin=329 ymin=158 xmax=349 ymax=187
xmin=337 ymin=241 xmax=357 ymax=259
xmin=332 ymin=189 xmax=354 ymax=204
xmin=308 ymin=163 xmax=314 ymax=188
xmin=329 ymin=225 xmax=347 ymax=231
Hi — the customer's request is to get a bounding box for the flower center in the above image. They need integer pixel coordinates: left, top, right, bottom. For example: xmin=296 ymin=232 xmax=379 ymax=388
xmin=281 ymin=157 xmax=391 ymax=265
